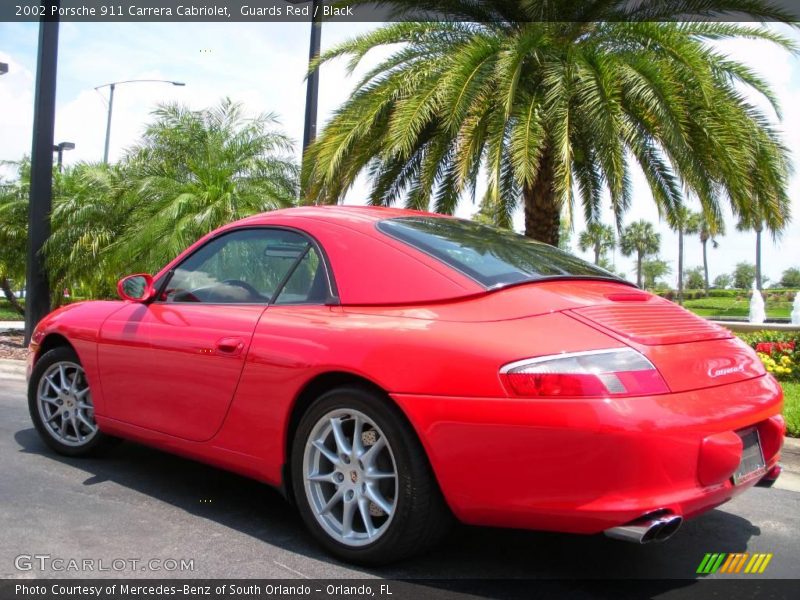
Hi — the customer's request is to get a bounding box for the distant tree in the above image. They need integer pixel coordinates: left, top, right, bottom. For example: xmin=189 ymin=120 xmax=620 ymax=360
xmin=642 ymin=258 xmax=671 ymax=289
xmin=780 ymin=267 xmax=800 ymax=288
xmin=684 ymin=266 xmax=705 ymax=290
xmin=597 ymin=256 xmax=626 ymax=279
xmin=558 ymin=220 xmax=573 ymax=253
xmin=713 ymin=273 xmax=733 ymax=289
xmin=620 ymin=220 xmax=660 ymax=288
xmin=736 ymin=180 xmax=789 ymax=291
xmin=578 ymin=223 xmax=616 ymax=265
xmin=698 ymin=215 xmax=725 ymax=295
xmin=736 ymin=212 xmax=765 ymax=291
xmin=0 ymin=159 xmax=29 ymax=315
xmin=733 ymin=262 xmax=757 ymax=289
xmin=667 ymin=207 xmax=701 ymax=304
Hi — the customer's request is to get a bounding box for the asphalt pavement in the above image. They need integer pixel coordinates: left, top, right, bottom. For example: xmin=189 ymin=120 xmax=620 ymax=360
xmin=1 ymin=375 xmax=799 ymax=586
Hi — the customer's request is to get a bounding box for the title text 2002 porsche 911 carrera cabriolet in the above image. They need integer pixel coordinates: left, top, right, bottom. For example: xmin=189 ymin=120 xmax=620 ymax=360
xmin=27 ymin=206 xmax=784 ymax=564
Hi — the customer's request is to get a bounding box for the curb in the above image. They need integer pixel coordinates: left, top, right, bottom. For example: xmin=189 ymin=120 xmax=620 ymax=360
xmin=0 ymin=358 xmax=26 ymax=381
xmin=781 ymin=436 xmax=800 ymax=473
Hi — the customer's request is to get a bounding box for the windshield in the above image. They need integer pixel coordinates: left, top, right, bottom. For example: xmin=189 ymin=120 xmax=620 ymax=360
xmin=377 ymin=217 xmax=622 ymax=289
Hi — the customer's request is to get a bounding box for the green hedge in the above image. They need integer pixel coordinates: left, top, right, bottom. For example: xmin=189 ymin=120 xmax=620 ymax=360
xmin=651 ymin=288 xmax=796 ymax=301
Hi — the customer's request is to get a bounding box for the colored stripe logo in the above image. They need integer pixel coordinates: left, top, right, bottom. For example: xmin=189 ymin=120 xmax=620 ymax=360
xmin=696 ymin=553 xmax=773 ymax=574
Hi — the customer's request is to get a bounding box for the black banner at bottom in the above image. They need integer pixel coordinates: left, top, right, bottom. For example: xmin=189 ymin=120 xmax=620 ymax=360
xmin=3 ymin=579 xmax=800 ymax=600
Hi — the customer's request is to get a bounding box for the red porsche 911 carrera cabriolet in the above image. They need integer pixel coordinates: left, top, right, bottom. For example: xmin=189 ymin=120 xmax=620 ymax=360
xmin=27 ymin=206 xmax=783 ymax=564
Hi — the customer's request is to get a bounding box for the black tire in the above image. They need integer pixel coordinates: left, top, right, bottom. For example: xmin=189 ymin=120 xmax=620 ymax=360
xmin=28 ymin=346 xmax=118 ymax=457
xmin=291 ymin=386 xmax=452 ymax=565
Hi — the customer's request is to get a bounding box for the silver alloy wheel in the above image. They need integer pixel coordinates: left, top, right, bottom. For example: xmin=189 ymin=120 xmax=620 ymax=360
xmin=37 ymin=361 xmax=98 ymax=447
xmin=303 ymin=409 xmax=398 ymax=547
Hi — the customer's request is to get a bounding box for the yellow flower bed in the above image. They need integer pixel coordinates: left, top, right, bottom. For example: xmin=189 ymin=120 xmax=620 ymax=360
xmin=757 ymin=352 xmax=795 ymax=377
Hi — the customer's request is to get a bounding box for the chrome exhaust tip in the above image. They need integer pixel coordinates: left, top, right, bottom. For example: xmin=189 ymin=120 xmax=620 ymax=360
xmin=604 ymin=513 xmax=683 ymax=544
xmin=653 ymin=515 xmax=683 ymax=541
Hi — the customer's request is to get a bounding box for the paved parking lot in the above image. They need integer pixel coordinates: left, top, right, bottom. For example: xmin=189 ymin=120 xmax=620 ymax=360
xmin=1 ymin=376 xmax=799 ymax=586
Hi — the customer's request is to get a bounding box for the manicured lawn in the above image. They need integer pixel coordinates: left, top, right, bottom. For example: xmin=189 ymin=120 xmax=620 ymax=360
xmin=783 ymin=381 xmax=799 ymax=438
xmin=683 ymin=297 xmax=791 ymax=319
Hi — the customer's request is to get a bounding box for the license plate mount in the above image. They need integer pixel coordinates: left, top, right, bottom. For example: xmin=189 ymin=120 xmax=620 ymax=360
xmin=732 ymin=427 xmax=766 ymax=486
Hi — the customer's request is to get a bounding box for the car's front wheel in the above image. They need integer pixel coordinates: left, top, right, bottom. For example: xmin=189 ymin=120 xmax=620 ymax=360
xmin=291 ymin=386 xmax=451 ymax=564
xmin=28 ymin=346 xmax=116 ymax=457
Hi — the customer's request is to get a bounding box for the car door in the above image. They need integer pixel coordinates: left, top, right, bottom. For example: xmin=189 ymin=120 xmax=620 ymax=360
xmin=98 ymin=227 xmax=318 ymax=442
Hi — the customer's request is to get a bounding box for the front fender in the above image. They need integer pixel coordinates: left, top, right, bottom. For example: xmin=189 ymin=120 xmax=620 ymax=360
xmin=29 ymin=300 xmax=128 ymax=414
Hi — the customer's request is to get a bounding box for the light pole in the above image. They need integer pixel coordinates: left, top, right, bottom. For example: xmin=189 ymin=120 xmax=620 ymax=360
xmin=25 ymin=0 xmax=60 ymax=344
xmin=53 ymin=141 xmax=75 ymax=172
xmin=286 ymin=0 xmax=322 ymax=153
xmin=95 ymin=79 xmax=185 ymax=163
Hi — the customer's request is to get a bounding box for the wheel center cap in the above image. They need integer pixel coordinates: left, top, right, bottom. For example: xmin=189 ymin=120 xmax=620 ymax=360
xmin=350 ymin=470 xmax=358 ymax=483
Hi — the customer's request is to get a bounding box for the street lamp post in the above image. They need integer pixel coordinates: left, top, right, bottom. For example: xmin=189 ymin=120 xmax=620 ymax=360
xmin=25 ymin=1 xmax=60 ymax=344
xmin=53 ymin=141 xmax=75 ymax=172
xmin=286 ymin=0 xmax=322 ymax=153
xmin=95 ymin=79 xmax=185 ymax=163
xmin=303 ymin=1 xmax=322 ymax=153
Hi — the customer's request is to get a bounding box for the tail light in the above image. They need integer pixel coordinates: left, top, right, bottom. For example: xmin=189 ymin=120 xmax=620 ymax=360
xmin=500 ymin=348 xmax=669 ymax=398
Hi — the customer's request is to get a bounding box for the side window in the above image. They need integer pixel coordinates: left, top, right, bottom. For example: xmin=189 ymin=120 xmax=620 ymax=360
xmin=275 ymin=247 xmax=329 ymax=304
xmin=163 ymin=229 xmax=312 ymax=304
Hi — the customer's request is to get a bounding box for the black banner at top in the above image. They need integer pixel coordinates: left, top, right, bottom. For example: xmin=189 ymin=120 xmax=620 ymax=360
xmin=3 ymin=0 xmax=800 ymax=23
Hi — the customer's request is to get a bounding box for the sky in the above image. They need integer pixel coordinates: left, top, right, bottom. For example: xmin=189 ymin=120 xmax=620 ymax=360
xmin=1 ymin=20 xmax=799 ymax=286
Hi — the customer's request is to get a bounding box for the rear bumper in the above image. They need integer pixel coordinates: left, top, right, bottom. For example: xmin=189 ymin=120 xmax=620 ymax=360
xmin=392 ymin=374 xmax=784 ymax=534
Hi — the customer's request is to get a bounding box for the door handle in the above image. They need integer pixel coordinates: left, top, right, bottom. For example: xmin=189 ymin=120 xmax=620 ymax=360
xmin=215 ymin=337 xmax=245 ymax=357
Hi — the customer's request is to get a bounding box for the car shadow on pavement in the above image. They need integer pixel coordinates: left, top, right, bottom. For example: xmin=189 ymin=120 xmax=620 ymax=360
xmin=14 ymin=427 xmax=762 ymax=594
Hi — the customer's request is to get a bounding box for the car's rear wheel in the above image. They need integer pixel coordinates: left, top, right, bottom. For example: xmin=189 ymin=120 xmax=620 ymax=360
xmin=28 ymin=346 xmax=116 ymax=457
xmin=291 ymin=386 xmax=451 ymax=564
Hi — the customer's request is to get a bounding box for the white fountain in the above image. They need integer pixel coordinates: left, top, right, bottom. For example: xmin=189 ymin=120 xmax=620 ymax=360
xmin=792 ymin=291 xmax=800 ymax=325
xmin=749 ymin=280 xmax=766 ymax=325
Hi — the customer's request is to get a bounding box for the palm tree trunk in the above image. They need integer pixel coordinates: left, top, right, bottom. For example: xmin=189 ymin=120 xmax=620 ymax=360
xmin=1 ymin=277 xmax=25 ymax=316
xmin=755 ymin=229 xmax=762 ymax=290
xmin=702 ymin=238 xmax=709 ymax=296
xmin=677 ymin=229 xmax=684 ymax=305
xmin=636 ymin=252 xmax=643 ymax=288
xmin=594 ymin=242 xmax=600 ymax=265
xmin=523 ymin=149 xmax=560 ymax=246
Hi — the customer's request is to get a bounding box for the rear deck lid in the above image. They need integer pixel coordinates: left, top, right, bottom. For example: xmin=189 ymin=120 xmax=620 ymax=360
xmin=571 ymin=296 xmax=731 ymax=345
xmin=568 ymin=295 xmax=765 ymax=392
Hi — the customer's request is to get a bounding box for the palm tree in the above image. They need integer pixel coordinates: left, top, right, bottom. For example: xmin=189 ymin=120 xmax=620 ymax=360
xmin=116 ymin=99 xmax=299 ymax=271
xmin=667 ymin=207 xmax=701 ymax=304
xmin=0 ymin=160 xmax=29 ymax=315
xmin=620 ymin=220 xmax=660 ymax=288
xmin=737 ymin=209 xmax=766 ymax=291
xmin=1 ymin=160 xmax=130 ymax=309
xmin=44 ymin=163 xmax=132 ymax=304
xmin=642 ymin=258 xmax=672 ymax=289
xmin=578 ymin=222 xmax=615 ymax=265
xmin=698 ymin=216 xmax=725 ymax=296
xmin=303 ymin=1 xmax=794 ymax=246
xmin=733 ymin=133 xmax=792 ymax=292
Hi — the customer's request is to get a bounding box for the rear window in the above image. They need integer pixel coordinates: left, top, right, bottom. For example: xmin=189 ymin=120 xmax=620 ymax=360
xmin=377 ymin=217 xmax=621 ymax=289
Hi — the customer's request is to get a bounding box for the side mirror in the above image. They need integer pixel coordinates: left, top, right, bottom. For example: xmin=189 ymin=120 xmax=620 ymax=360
xmin=117 ymin=274 xmax=155 ymax=303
